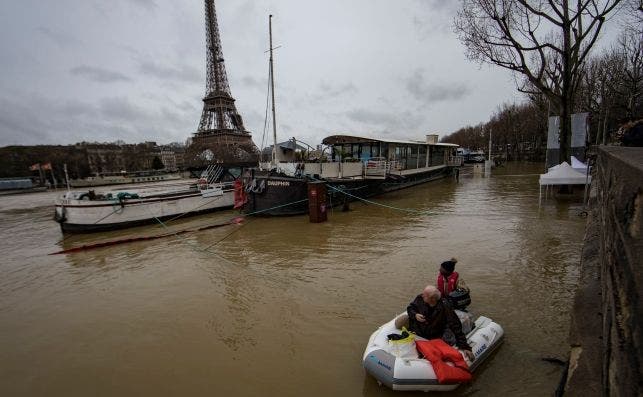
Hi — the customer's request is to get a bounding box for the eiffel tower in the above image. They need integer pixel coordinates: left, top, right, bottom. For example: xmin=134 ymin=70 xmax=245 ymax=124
xmin=188 ymin=0 xmax=258 ymax=165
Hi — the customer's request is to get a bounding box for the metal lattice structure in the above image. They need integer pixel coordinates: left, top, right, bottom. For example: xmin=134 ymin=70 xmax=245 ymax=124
xmin=190 ymin=0 xmax=258 ymax=164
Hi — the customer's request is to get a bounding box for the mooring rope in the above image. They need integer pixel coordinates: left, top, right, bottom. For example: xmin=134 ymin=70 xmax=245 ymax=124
xmin=157 ymin=194 xmax=224 ymax=225
xmin=310 ymin=176 xmax=437 ymax=216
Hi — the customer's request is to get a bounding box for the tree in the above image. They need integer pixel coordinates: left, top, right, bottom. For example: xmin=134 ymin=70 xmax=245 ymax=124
xmin=152 ymin=156 xmax=165 ymax=170
xmin=611 ymin=30 xmax=642 ymax=121
xmin=576 ymin=28 xmax=642 ymax=144
xmin=454 ymin=0 xmax=624 ymax=163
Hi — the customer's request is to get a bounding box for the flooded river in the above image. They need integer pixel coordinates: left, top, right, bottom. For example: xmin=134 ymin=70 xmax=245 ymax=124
xmin=0 ymin=163 xmax=586 ymax=396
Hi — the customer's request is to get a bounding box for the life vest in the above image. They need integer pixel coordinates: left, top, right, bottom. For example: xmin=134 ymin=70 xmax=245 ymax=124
xmin=233 ymin=180 xmax=247 ymax=209
xmin=416 ymin=339 xmax=471 ymax=384
xmin=437 ymin=271 xmax=459 ymax=296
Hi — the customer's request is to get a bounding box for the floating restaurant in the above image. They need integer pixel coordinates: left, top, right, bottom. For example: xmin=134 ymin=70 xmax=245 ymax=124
xmin=239 ymin=134 xmax=462 ymax=217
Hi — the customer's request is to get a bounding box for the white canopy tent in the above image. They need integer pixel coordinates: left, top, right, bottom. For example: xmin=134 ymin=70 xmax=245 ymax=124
xmin=539 ymin=161 xmax=592 ymax=204
xmin=570 ymin=156 xmax=590 ymax=173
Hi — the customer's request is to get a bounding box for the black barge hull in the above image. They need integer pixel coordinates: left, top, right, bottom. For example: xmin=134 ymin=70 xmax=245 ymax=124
xmin=243 ymin=166 xmax=453 ymax=216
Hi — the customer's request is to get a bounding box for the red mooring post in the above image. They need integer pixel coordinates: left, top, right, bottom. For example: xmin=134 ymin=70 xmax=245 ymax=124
xmin=307 ymin=181 xmax=327 ymax=223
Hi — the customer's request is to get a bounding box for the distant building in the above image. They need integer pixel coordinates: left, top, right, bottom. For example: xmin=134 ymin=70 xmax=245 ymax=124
xmin=174 ymin=148 xmax=185 ymax=170
xmin=159 ymin=149 xmax=177 ymax=171
xmin=0 ymin=141 xmax=186 ymax=180
xmin=261 ymin=140 xmax=307 ymax=162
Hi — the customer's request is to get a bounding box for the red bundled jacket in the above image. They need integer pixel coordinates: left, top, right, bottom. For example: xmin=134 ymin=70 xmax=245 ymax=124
xmin=416 ymin=339 xmax=472 ymax=384
xmin=437 ymin=271 xmax=459 ymax=296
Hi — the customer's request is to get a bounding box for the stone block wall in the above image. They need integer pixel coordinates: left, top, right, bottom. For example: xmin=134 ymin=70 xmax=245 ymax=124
xmin=566 ymin=147 xmax=643 ymax=396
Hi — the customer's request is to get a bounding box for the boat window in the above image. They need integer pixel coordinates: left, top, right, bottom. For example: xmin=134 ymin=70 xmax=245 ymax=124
xmin=228 ymin=167 xmax=241 ymax=178
xmin=362 ymin=145 xmax=372 ymax=158
xmin=343 ymin=144 xmax=351 ymax=158
xmin=352 ymin=144 xmax=360 ymax=158
xmin=431 ymin=146 xmax=445 ymax=166
xmin=407 ymin=145 xmax=419 ymax=170
xmin=395 ymin=146 xmax=402 ymax=159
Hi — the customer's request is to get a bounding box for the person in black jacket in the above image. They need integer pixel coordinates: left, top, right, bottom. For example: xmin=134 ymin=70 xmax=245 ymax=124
xmin=407 ymin=285 xmax=475 ymax=360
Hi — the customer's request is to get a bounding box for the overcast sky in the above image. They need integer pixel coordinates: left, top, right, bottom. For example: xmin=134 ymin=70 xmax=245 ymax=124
xmin=0 ymin=0 xmax=615 ymax=149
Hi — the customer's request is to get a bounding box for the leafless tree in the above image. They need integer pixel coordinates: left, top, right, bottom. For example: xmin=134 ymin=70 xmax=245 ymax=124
xmin=612 ymin=30 xmax=643 ymax=120
xmin=454 ymin=0 xmax=624 ymax=163
xmin=576 ymin=27 xmax=642 ymax=143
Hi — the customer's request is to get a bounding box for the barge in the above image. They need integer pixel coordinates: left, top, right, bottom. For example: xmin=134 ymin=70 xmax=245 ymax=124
xmin=240 ymin=135 xmax=462 ymax=216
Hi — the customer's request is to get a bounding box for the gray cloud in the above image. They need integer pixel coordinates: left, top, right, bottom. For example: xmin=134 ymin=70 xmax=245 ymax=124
xmin=307 ymin=81 xmax=359 ymax=104
xmin=93 ymin=0 xmax=158 ymax=16
xmin=139 ymin=61 xmax=202 ymax=84
xmin=0 ymin=91 xmax=195 ymax=146
xmin=346 ymin=109 xmax=399 ymax=125
xmin=319 ymin=82 xmax=358 ymax=97
xmin=36 ymin=27 xmax=81 ymax=48
xmin=0 ymin=96 xmax=50 ymax=144
xmin=130 ymin=0 xmax=158 ymax=11
xmin=99 ymin=97 xmax=143 ymax=121
xmin=412 ymin=0 xmax=460 ymax=38
xmin=345 ymin=108 xmax=426 ymax=136
xmin=239 ymin=75 xmax=267 ymax=91
xmin=70 ymin=65 xmax=132 ymax=83
xmin=0 ymin=1 xmax=528 ymax=147
xmin=405 ymin=69 xmax=471 ymax=104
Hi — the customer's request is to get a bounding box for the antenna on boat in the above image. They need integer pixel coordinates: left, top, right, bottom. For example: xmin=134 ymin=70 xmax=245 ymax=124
xmin=63 ymin=163 xmax=71 ymax=191
xmin=485 ymin=128 xmax=492 ymax=176
xmin=269 ymin=14 xmax=278 ymax=168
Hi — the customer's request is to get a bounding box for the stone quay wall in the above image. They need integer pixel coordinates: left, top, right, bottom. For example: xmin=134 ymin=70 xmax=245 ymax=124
xmin=566 ymin=146 xmax=643 ymax=396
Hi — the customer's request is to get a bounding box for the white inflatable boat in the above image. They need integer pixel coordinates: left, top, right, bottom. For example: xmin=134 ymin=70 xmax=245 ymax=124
xmin=362 ymin=312 xmax=504 ymax=392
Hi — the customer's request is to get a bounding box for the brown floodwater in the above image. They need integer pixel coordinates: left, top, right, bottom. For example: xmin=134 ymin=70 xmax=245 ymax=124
xmin=0 ymin=163 xmax=586 ymax=396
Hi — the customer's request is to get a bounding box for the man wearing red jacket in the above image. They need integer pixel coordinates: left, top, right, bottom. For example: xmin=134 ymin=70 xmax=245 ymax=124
xmin=407 ymin=285 xmax=474 ymax=361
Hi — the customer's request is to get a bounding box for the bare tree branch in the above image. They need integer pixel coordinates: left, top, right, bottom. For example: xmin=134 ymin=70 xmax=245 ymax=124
xmin=453 ymin=0 xmax=624 ymax=162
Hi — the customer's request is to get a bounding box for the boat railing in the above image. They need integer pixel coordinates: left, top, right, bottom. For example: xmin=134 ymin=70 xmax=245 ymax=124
xmin=201 ymin=164 xmax=225 ymax=184
xmin=304 ymin=161 xmax=364 ymax=179
xmin=387 ymin=160 xmax=402 ymax=172
xmin=447 ymin=156 xmax=464 ymax=166
xmin=365 ymin=158 xmax=387 ymax=178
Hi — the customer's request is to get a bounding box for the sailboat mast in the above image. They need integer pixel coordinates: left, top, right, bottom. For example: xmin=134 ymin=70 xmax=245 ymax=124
xmin=269 ymin=15 xmax=278 ymax=166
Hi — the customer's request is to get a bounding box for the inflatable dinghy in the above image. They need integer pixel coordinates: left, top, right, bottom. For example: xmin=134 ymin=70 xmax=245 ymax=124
xmin=362 ymin=312 xmax=503 ymax=392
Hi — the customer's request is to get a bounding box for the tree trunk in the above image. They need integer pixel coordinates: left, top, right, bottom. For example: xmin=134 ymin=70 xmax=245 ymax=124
xmin=560 ymin=0 xmax=572 ymax=164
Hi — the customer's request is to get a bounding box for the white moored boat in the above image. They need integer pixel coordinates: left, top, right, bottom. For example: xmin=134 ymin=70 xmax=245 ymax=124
xmin=54 ymin=166 xmax=236 ymax=233
xmin=69 ymin=171 xmax=182 ymax=188
xmin=363 ymin=312 xmax=504 ymax=392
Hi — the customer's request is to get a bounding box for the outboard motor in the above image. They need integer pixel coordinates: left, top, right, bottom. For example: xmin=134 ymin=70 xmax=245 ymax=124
xmin=448 ymin=288 xmax=471 ymax=310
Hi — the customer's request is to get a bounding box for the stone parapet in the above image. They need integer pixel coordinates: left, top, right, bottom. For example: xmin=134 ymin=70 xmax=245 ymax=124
xmin=566 ymin=147 xmax=643 ymax=396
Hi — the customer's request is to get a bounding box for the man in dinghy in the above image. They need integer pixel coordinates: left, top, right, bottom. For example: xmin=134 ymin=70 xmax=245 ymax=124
xmin=407 ymin=285 xmax=475 ymax=361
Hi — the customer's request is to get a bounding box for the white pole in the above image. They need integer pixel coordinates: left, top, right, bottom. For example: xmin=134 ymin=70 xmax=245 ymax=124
xmin=64 ymin=163 xmax=71 ymax=191
xmin=50 ymin=167 xmax=57 ymax=189
xmin=488 ymin=128 xmax=492 ymax=162
xmin=485 ymin=128 xmax=492 ymax=176
xmin=269 ymin=15 xmax=278 ymax=168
